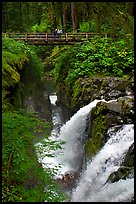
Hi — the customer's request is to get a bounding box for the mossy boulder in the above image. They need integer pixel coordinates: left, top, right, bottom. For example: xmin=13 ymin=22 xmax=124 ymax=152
xmin=85 ymin=97 xmax=134 ymax=161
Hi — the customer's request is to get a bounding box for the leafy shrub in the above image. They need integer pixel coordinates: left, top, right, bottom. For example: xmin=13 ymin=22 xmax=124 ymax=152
xmin=79 ymin=20 xmax=96 ymax=32
xmin=31 ymin=20 xmax=53 ymax=33
xmin=54 ymin=36 xmax=134 ymax=87
xmin=2 ymin=111 xmax=66 ymax=202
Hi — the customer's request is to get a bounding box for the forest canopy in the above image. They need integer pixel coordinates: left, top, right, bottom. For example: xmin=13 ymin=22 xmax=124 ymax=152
xmin=2 ymin=2 xmax=134 ymax=36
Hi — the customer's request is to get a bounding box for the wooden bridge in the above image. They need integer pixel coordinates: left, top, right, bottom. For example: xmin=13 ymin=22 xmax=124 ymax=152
xmin=3 ymin=32 xmax=108 ymax=45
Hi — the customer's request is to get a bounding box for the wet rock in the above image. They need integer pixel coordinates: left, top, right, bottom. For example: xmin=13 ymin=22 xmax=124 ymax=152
xmin=101 ymin=97 xmax=134 ymax=121
xmin=106 ymin=143 xmax=134 ymax=184
xmin=107 ymin=90 xmax=122 ymax=98
xmin=63 ymin=171 xmax=78 ymax=187
xmin=106 ymin=166 xmax=134 ymax=184
xmin=81 ymin=82 xmax=85 ymax=86
xmin=55 ymin=170 xmax=80 ymax=189
xmin=122 ymin=143 xmax=134 ymax=167
xmin=55 ymin=100 xmax=61 ymax=106
xmin=57 ymin=76 xmax=134 ymax=114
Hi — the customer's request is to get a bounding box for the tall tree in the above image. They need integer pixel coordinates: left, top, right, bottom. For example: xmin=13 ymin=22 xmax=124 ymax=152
xmin=71 ymin=2 xmax=79 ymax=32
xmin=63 ymin=2 xmax=71 ymax=31
xmin=2 ymin=2 xmax=7 ymax=32
xmin=91 ymin=3 xmax=100 ymax=33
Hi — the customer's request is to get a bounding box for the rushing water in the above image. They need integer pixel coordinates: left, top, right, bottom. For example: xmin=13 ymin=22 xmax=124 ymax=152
xmin=71 ymin=124 xmax=134 ymax=202
xmin=49 ymin=94 xmax=64 ymax=139
xmin=42 ymin=97 xmax=104 ymax=174
xmin=36 ymin=94 xmax=134 ymax=202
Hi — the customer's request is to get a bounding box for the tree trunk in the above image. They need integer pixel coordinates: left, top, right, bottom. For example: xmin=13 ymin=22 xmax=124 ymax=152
xmin=19 ymin=3 xmax=23 ymax=29
xmin=91 ymin=4 xmax=99 ymax=33
xmin=63 ymin=2 xmax=71 ymax=31
xmin=2 ymin=3 xmax=7 ymax=32
xmin=63 ymin=2 xmax=68 ymax=27
xmin=71 ymin=2 xmax=79 ymax=32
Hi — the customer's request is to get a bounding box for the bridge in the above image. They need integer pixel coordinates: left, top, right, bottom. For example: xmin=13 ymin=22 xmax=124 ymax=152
xmin=3 ymin=32 xmax=108 ymax=45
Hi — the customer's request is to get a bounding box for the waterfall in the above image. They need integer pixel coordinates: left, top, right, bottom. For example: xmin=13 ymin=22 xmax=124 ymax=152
xmin=42 ymin=99 xmax=104 ymax=174
xmin=79 ymin=178 xmax=134 ymax=202
xmin=36 ymin=97 xmax=134 ymax=202
xmin=71 ymin=124 xmax=134 ymax=202
xmin=49 ymin=95 xmax=64 ymax=139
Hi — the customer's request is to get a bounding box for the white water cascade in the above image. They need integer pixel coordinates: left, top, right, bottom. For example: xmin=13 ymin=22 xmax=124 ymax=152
xmin=36 ymin=96 xmax=134 ymax=202
xmin=42 ymin=98 xmax=104 ymax=175
xmin=71 ymin=124 xmax=134 ymax=202
xmin=49 ymin=94 xmax=64 ymax=139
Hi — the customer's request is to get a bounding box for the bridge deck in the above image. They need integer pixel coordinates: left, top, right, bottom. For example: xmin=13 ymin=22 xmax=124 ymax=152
xmin=3 ymin=32 xmax=108 ymax=45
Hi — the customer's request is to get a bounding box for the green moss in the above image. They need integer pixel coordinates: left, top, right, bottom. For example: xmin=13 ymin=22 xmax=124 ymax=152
xmin=107 ymin=166 xmax=134 ymax=183
xmin=85 ymin=114 xmax=106 ymax=160
xmin=2 ymin=37 xmax=44 ymax=112
xmin=98 ymin=79 xmax=106 ymax=97
xmin=91 ymin=102 xmax=107 ymax=117
xmin=121 ymin=99 xmax=129 ymax=115
xmin=12 ymin=83 xmax=25 ymax=109
xmin=72 ymin=81 xmax=82 ymax=107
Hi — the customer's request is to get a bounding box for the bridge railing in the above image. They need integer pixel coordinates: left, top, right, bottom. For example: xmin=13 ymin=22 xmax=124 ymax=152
xmin=3 ymin=32 xmax=108 ymax=42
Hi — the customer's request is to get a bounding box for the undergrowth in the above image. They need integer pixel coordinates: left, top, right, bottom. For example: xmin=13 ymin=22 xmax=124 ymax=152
xmin=2 ymin=110 xmax=67 ymax=202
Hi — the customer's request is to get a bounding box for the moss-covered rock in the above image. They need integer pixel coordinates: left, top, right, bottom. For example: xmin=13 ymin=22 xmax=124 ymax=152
xmin=85 ymin=97 xmax=134 ymax=161
xmin=106 ymin=166 xmax=134 ymax=183
xmin=85 ymin=114 xmax=106 ymax=159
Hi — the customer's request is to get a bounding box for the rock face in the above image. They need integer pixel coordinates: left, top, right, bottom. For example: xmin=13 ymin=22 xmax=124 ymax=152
xmin=56 ymin=76 xmax=134 ymax=120
xmin=55 ymin=171 xmax=80 ymax=190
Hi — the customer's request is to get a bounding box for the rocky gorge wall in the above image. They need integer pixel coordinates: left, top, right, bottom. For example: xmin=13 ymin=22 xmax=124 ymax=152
xmin=56 ymin=75 xmax=134 ymax=118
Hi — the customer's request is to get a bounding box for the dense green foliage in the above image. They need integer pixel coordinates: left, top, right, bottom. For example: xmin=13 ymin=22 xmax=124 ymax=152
xmin=2 ymin=37 xmax=44 ymax=112
xmin=31 ymin=19 xmax=53 ymax=33
xmin=2 ymin=37 xmax=67 ymax=202
xmin=2 ymin=111 xmax=66 ymax=202
xmin=53 ymin=35 xmax=134 ymax=87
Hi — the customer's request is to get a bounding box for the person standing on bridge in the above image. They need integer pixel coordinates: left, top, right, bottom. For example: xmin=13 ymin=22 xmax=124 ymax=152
xmin=57 ymin=29 xmax=62 ymax=39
